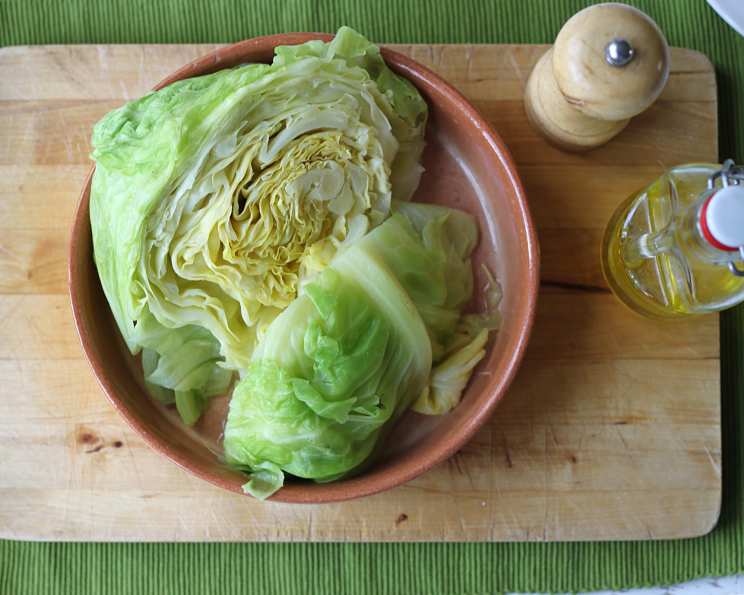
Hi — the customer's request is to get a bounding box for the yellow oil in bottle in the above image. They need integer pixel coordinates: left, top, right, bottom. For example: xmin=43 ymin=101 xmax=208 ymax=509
xmin=602 ymin=164 xmax=744 ymax=319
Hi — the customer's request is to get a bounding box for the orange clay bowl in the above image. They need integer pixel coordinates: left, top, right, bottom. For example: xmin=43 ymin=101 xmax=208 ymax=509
xmin=69 ymin=33 xmax=540 ymax=503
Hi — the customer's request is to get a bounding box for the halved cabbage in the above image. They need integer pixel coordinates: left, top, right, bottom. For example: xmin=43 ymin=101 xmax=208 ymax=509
xmin=90 ymin=27 xmax=427 ymax=417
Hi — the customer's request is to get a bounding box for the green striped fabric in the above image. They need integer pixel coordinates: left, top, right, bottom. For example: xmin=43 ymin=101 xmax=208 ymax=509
xmin=2 ymin=1 xmax=744 ymax=593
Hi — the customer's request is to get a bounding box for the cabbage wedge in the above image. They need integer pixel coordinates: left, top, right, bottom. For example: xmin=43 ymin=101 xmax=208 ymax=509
xmin=224 ymin=205 xmax=498 ymax=498
xmin=90 ymin=27 xmax=427 ymax=421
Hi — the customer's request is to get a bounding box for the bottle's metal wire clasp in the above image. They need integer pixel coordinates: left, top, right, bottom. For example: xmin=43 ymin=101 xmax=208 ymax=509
xmin=730 ymin=247 xmax=744 ymax=277
xmin=707 ymin=160 xmax=744 ymax=277
xmin=707 ymin=159 xmax=744 ymax=189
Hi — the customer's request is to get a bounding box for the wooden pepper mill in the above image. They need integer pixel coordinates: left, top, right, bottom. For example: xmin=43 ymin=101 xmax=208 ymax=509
xmin=524 ymin=3 xmax=670 ymax=151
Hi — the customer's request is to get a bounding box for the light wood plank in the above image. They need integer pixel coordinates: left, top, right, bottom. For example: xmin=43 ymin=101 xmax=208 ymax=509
xmin=0 ymin=294 xmax=718 ymax=361
xmin=0 ymin=165 xmax=90 ymax=230
xmin=0 ymin=44 xmax=715 ymax=103
xmin=0 ymin=98 xmax=715 ymax=168
xmin=0 ymin=163 xmax=680 ymax=232
xmin=0 ymin=224 xmax=672 ymax=294
xmin=0 ymin=45 xmax=716 ymax=168
xmin=0 ymin=230 xmax=69 ymax=294
xmin=0 ymin=359 xmax=720 ymax=541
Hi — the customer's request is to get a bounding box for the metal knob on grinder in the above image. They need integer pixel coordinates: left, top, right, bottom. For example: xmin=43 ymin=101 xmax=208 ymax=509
xmin=524 ymin=3 xmax=670 ymax=151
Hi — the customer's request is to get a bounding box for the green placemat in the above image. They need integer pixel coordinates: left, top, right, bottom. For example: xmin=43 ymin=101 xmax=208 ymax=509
xmin=2 ymin=1 xmax=743 ymax=593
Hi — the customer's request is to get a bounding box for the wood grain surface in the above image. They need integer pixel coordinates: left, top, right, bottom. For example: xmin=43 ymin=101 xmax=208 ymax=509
xmin=0 ymin=43 xmax=721 ymax=542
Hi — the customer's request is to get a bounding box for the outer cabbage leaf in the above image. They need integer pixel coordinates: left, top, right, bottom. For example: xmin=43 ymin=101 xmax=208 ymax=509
xmin=134 ymin=312 xmax=232 ymax=423
xmin=353 ymin=203 xmax=500 ymax=415
xmin=366 ymin=203 xmax=477 ymax=360
xmin=412 ymin=263 xmax=502 ymax=415
xmin=412 ymin=328 xmax=489 ymax=415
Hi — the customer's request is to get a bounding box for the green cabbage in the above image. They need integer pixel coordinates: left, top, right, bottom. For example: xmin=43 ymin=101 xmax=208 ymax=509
xmin=90 ymin=27 xmax=427 ymax=420
xmin=90 ymin=25 xmax=497 ymax=493
xmin=224 ymin=205 xmax=495 ymax=498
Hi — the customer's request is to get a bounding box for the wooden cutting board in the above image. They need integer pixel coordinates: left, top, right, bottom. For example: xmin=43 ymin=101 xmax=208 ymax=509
xmin=0 ymin=43 xmax=720 ymax=542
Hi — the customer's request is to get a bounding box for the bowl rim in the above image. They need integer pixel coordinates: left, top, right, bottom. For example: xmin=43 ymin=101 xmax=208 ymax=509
xmin=69 ymin=33 xmax=540 ymax=503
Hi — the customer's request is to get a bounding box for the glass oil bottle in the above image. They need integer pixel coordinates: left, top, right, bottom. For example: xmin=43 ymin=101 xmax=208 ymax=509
xmin=602 ymin=160 xmax=744 ymax=318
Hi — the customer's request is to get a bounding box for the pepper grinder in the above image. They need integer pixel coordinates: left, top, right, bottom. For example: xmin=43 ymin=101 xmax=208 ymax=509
xmin=524 ymin=3 xmax=670 ymax=152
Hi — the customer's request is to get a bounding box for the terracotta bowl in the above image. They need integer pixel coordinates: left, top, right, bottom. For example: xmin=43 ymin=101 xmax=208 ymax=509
xmin=69 ymin=33 xmax=539 ymax=503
